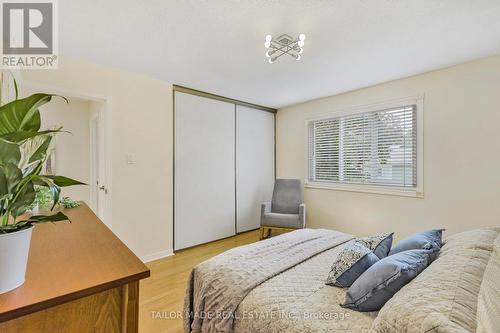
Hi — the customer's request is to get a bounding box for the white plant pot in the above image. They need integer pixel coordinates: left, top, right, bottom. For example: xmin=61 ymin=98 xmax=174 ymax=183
xmin=0 ymin=227 xmax=33 ymax=294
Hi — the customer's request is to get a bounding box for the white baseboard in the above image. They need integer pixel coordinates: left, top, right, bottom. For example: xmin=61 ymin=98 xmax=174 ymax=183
xmin=140 ymin=249 xmax=174 ymax=263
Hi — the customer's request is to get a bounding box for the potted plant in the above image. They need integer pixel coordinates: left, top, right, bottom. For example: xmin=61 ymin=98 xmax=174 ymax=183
xmin=0 ymin=73 xmax=84 ymax=294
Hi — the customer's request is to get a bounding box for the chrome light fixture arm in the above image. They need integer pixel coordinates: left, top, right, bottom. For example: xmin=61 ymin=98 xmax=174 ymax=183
xmin=264 ymin=33 xmax=306 ymax=63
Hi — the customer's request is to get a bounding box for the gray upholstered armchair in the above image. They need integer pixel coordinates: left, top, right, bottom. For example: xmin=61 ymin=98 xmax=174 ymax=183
xmin=260 ymin=179 xmax=306 ymax=239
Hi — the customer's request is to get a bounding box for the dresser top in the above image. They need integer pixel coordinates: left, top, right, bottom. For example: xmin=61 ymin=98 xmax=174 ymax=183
xmin=0 ymin=204 xmax=150 ymax=322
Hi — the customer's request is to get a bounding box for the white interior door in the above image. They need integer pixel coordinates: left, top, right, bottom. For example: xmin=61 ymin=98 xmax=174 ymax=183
xmin=236 ymin=106 xmax=275 ymax=232
xmin=174 ymin=92 xmax=236 ymax=250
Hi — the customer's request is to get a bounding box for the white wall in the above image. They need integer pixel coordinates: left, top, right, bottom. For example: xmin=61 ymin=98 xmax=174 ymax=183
xmin=24 ymin=92 xmax=93 ymax=203
xmin=19 ymin=54 xmax=500 ymax=258
xmin=21 ymin=57 xmax=173 ymax=260
xmin=276 ymin=55 xmax=500 ymax=240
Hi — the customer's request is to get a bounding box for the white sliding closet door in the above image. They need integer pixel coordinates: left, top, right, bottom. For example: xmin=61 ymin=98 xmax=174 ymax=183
xmin=236 ymin=106 xmax=275 ymax=233
xmin=174 ymin=92 xmax=235 ymax=250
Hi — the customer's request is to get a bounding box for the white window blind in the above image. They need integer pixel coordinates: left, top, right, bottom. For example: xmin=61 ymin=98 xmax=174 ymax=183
xmin=308 ymin=105 xmax=417 ymax=189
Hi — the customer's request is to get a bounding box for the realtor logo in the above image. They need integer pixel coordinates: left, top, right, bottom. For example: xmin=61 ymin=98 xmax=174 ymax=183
xmin=1 ymin=0 xmax=58 ymax=68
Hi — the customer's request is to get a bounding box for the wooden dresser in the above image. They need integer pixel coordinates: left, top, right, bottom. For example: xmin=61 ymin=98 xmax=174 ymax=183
xmin=0 ymin=204 xmax=150 ymax=332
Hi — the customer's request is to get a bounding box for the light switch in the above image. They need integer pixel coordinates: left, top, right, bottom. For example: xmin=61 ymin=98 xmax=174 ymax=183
xmin=126 ymin=153 xmax=136 ymax=165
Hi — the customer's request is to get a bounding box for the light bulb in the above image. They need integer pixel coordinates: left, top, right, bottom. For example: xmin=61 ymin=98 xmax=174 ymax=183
xmin=298 ymin=40 xmax=304 ymax=47
xmin=265 ymin=35 xmax=272 ymax=42
xmin=299 ymin=33 xmax=306 ymax=41
xmin=296 ymin=54 xmax=301 ymax=61
xmin=265 ymin=50 xmax=271 ymax=58
xmin=264 ymin=41 xmax=271 ymax=48
xmin=298 ymin=47 xmax=303 ymax=54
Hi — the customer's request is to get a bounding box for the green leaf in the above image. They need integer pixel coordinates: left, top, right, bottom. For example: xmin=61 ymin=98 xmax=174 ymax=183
xmin=30 ymin=175 xmax=60 ymax=210
xmin=21 ymin=160 xmax=43 ymax=178
xmin=49 ymin=183 xmax=60 ymax=210
xmin=22 ymin=211 xmax=69 ymax=224
xmin=28 ymin=135 xmax=52 ymax=164
xmin=31 ymin=175 xmax=54 ymax=187
xmin=0 ymin=171 xmax=8 ymax=198
xmin=11 ymin=72 xmax=18 ymax=100
xmin=0 ymin=138 xmax=21 ymax=166
xmin=0 ymin=93 xmax=53 ymax=135
xmin=44 ymin=175 xmax=86 ymax=187
xmin=59 ymin=196 xmax=81 ymax=209
xmin=0 ymin=163 xmax=22 ymax=196
xmin=1 ymin=129 xmax=63 ymax=143
xmin=10 ymin=181 xmax=36 ymax=217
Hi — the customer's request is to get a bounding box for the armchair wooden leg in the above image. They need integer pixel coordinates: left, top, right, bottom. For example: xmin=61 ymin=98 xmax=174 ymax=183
xmin=260 ymin=226 xmax=297 ymax=240
xmin=261 ymin=227 xmax=271 ymax=239
xmin=260 ymin=227 xmax=273 ymax=240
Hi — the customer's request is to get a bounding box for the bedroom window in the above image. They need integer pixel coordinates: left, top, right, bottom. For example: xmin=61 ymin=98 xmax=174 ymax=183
xmin=306 ymin=99 xmax=423 ymax=197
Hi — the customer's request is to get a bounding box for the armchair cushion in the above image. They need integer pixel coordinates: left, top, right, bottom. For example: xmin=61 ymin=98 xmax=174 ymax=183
xmin=271 ymin=179 xmax=303 ymax=214
xmin=261 ymin=212 xmax=302 ymax=229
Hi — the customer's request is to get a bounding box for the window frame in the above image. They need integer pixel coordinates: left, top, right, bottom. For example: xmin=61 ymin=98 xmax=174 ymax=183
xmin=304 ymin=96 xmax=424 ymax=198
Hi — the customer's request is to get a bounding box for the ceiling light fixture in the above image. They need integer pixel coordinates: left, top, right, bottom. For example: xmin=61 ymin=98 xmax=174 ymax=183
xmin=264 ymin=33 xmax=306 ymax=64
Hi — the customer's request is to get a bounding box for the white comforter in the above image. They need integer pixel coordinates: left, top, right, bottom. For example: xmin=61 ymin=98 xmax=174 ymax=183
xmin=234 ymin=238 xmax=378 ymax=333
xmin=184 ymin=229 xmax=355 ymax=333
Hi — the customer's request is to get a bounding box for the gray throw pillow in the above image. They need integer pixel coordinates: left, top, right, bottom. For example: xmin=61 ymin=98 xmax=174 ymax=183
xmin=389 ymin=229 xmax=444 ymax=256
xmin=356 ymin=232 xmax=394 ymax=259
xmin=341 ymin=248 xmax=437 ymax=312
xmin=326 ymin=242 xmax=379 ymax=288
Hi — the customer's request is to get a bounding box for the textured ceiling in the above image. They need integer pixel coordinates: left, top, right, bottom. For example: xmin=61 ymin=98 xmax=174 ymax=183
xmin=60 ymin=0 xmax=500 ymax=108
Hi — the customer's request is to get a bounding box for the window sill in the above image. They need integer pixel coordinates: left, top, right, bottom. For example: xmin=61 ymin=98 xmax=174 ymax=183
xmin=304 ymin=181 xmax=424 ymax=198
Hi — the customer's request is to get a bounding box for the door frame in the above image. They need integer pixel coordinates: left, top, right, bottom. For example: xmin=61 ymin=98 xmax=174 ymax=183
xmin=89 ymin=113 xmax=98 ymax=213
xmin=19 ymin=80 xmax=114 ymax=230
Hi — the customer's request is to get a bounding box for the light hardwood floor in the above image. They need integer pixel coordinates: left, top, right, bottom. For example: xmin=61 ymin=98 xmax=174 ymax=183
xmin=139 ymin=230 xmax=260 ymax=333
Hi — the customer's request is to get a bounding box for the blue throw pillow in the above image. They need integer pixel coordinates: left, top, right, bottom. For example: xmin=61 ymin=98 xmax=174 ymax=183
xmin=326 ymin=242 xmax=380 ymax=288
xmin=389 ymin=229 xmax=444 ymax=256
xmin=341 ymin=248 xmax=437 ymax=312
xmin=356 ymin=232 xmax=394 ymax=259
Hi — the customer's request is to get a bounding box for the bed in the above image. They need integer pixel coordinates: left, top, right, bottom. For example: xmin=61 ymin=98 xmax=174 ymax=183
xmin=184 ymin=227 xmax=500 ymax=333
